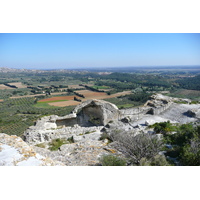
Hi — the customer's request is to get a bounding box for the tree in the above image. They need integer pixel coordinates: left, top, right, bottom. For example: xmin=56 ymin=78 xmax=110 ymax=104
xmin=110 ymin=131 xmax=163 ymax=165
xmin=180 ymin=138 xmax=200 ymax=166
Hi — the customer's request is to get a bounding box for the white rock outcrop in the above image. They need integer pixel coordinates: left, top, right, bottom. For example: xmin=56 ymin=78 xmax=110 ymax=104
xmin=0 ymin=133 xmax=64 ymax=166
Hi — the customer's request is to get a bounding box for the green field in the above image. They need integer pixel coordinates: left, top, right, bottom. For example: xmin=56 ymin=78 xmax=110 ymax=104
xmin=0 ymin=97 xmax=75 ymax=137
xmin=34 ymin=100 xmax=68 ymax=108
xmin=167 ymin=89 xmax=200 ymax=100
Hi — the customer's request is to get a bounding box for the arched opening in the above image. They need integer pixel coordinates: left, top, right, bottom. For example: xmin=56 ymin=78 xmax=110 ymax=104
xmin=77 ymin=104 xmax=104 ymax=127
xmin=146 ymin=108 xmax=154 ymax=115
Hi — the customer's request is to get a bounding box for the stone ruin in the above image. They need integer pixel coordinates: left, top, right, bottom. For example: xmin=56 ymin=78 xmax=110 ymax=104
xmin=119 ymin=93 xmax=173 ymax=120
xmin=23 ymin=95 xmax=174 ymax=145
xmin=24 ymin=99 xmax=120 ymax=144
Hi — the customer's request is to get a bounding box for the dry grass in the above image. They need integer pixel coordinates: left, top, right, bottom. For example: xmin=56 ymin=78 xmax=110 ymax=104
xmin=68 ymin=85 xmax=85 ymax=89
xmin=48 ymin=100 xmax=80 ymax=107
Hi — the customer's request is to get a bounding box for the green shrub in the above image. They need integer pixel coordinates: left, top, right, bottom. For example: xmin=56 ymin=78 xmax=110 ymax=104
xmin=190 ymin=101 xmax=199 ymax=104
xmin=36 ymin=143 xmax=46 ymax=148
xmin=180 ymin=138 xmax=200 ymax=166
xmin=67 ymin=136 xmax=74 ymax=143
xmin=99 ymin=154 xmax=126 ymax=166
xmin=99 ymin=132 xmax=113 ymax=144
xmin=140 ymin=155 xmax=171 ymax=166
xmin=48 ymin=138 xmax=67 ymax=151
xmin=150 ymin=121 xmax=175 ymax=135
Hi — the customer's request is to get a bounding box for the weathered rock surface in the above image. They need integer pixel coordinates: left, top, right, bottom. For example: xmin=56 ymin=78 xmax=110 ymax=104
xmin=33 ymin=139 xmax=123 ymax=166
xmin=0 ymin=133 xmax=64 ymax=166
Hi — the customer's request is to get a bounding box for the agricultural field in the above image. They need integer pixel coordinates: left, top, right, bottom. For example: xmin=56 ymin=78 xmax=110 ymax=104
xmin=91 ymin=85 xmax=110 ymax=90
xmin=166 ymin=89 xmax=200 ymax=100
xmin=0 ymin=97 xmax=75 ymax=136
xmin=38 ymin=90 xmax=132 ymax=107
xmin=39 ymin=96 xmax=75 ymax=102
xmin=68 ymin=85 xmax=85 ymax=89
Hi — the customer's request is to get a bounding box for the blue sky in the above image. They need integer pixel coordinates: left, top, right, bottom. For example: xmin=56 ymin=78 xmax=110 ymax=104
xmin=0 ymin=33 xmax=200 ymax=69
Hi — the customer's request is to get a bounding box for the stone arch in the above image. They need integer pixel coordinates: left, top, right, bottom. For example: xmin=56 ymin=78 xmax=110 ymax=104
xmin=74 ymin=99 xmax=119 ymax=127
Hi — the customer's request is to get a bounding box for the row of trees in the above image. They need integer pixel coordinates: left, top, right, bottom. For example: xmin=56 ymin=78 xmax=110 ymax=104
xmin=4 ymin=83 xmax=18 ymax=88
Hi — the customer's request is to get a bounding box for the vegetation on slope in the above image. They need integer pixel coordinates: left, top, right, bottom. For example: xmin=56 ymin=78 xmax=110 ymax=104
xmin=0 ymin=97 xmax=75 ymax=137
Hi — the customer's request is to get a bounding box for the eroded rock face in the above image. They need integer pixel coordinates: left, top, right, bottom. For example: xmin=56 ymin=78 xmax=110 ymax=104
xmin=0 ymin=133 xmax=64 ymax=166
xmin=74 ymin=99 xmax=119 ymax=126
xmin=33 ymin=139 xmax=123 ymax=166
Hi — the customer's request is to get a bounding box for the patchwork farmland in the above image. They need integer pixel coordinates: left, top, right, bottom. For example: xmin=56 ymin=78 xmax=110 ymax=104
xmin=39 ymin=90 xmax=132 ymax=107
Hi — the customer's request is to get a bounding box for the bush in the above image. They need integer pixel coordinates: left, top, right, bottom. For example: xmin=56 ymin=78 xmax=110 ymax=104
xmin=48 ymin=138 xmax=67 ymax=151
xmin=110 ymin=131 xmax=163 ymax=165
xmin=150 ymin=121 xmax=175 ymax=135
xmin=140 ymin=155 xmax=171 ymax=166
xmin=67 ymin=136 xmax=74 ymax=143
xmin=36 ymin=143 xmax=46 ymax=148
xmin=99 ymin=132 xmax=113 ymax=143
xmin=99 ymin=154 xmax=126 ymax=166
xmin=180 ymin=138 xmax=200 ymax=166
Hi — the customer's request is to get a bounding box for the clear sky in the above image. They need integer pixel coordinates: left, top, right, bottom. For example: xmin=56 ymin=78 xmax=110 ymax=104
xmin=0 ymin=33 xmax=200 ymax=69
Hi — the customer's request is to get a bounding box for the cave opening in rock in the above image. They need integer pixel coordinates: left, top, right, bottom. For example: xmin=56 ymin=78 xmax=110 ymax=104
xmin=77 ymin=104 xmax=104 ymax=127
xmin=146 ymin=108 xmax=154 ymax=115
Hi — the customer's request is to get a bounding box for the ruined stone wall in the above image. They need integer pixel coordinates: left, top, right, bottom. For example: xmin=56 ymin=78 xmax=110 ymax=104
xmin=119 ymin=106 xmax=151 ymax=121
xmin=119 ymin=101 xmax=172 ymax=121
